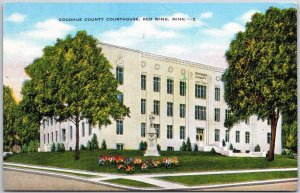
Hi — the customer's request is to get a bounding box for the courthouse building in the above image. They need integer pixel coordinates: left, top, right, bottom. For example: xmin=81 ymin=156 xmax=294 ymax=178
xmin=39 ymin=42 xmax=282 ymax=154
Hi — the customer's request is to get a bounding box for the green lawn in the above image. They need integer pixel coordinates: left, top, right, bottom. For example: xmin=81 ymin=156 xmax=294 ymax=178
xmin=4 ymin=150 xmax=297 ymax=174
xmin=104 ymin=178 xmax=157 ymax=188
xmin=158 ymin=171 xmax=298 ymax=186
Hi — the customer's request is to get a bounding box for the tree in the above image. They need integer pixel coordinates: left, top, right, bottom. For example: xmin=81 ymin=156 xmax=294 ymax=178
xmin=186 ymin=137 xmax=192 ymax=151
xmin=222 ymin=7 xmax=296 ymax=161
xmin=24 ymin=31 xmax=130 ymax=160
xmin=3 ymin=85 xmax=18 ymax=151
xmin=282 ymin=113 xmax=297 ymax=151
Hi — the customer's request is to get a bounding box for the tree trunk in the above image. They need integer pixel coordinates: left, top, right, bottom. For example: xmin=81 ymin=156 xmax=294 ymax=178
xmin=75 ymin=116 xmax=80 ymax=160
xmin=268 ymin=111 xmax=279 ymax=161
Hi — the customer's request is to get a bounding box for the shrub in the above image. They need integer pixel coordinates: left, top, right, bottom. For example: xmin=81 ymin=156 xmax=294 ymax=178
xmin=229 ymin=143 xmax=233 ymax=150
xmin=157 ymin=144 xmax=161 ymax=151
xmin=101 ymin=140 xmax=107 ymax=150
xmin=287 ymin=150 xmax=294 ymax=159
xmin=139 ymin=141 xmax=147 ymax=151
xmin=186 ymin=137 xmax=192 ymax=151
xmin=91 ymin=134 xmax=99 ymax=149
xmin=56 ymin=143 xmax=61 ymax=152
xmin=60 ymin=143 xmax=65 ymax=152
xmin=180 ymin=141 xmax=186 ymax=151
xmin=211 ymin=148 xmax=216 ymax=153
xmin=22 ymin=144 xmax=28 ymax=153
xmin=194 ymin=144 xmax=198 ymax=152
xmin=281 ymin=149 xmax=287 ymax=155
xmin=222 ymin=139 xmax=226 ymax=147
xmin=254 ymin=144 xmax=260 ymax=152
xmin=51 ymin=143 xmax=56 ymax=152
xmin=69 ymin=147 xmax=72 ymax=151
xmin=87 ymin=140 xmax=92 ymax=150
xmin=28 ymin=140 xmax=39 ymax=152
xmin=80 ymin=144 xmax=86 ymax=150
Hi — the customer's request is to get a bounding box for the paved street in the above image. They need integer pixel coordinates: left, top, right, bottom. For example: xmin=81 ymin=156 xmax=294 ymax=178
xmin=3 ymin=169 xmax=125 ymax=191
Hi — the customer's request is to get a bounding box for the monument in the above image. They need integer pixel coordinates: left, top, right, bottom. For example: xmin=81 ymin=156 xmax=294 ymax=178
xmin=144 ymin=112 xmax=160 ymax=156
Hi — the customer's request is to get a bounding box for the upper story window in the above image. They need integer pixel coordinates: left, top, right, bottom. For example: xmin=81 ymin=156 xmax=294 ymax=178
xmin=180 ymin=81 xmax=186 ymax=96
xmin=267 ymin=132 xmax=271 ymax=144
xmin=180 ymin=104 xmax=186 ymax=118
xmin=180 ymin=126 xmax=185 ymax=140
xmin=89 ymin=124 xmax=92 ymax=136
xmin=167 ymin=125 xmax=173 ymax=139
xmin=116 ymin=66 xmax=124 ymax=84
xmin=225 ymin=109 xmax=230 ymax=120
xmin=167 ymin=79 xmax=174 ymax=94
xmin=141 ymin=75 xmax=146 ymax=90
xmin=141 ymin=123 xmax=146 ymax=138
xmin=82 ymin=122 xmax=85 ymax=137
xmin=141 ymin=99 xmax=146 ymax=114
xmin=236 ymin=131 xmax=240 ymax=143
xmin=117 ymin=94 xmax=123 ymax=104
xmin=245 ymin=132 xmax=250 ymax=143
xmin=153 ymin=77 xmax=160 ymax=92
xmin=153 ymin=100 xmax=160 ymax=115
xmin=167 ymin=102 xmax=173 ymax=117
xmin=62 ymin=128 xmax=66 ymax=142
xmin=70 ymin=126 xmax=73 ymax=140
xmin=195 ymin=106 xmax=206 ymax=120
xmin=225 ymin=130 xmax=229 ymax=142
xmin=154 ymin=124 xmax=160 ymax=138
xmin=215 ymin=87 xmax=220 ymax=101
xmin=116 ymin=120 xmax=123 ymax=135
xmin=215 ymin=129 xmax=220 ymax=142
xmin=215 ymin=108 xmax=220 ymax=122
xmin=195 ymin=84 xmax=206 ymax=99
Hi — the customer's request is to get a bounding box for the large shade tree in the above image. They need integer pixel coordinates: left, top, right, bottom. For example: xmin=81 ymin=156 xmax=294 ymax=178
xmin=25 ymin=31 xmax=130 ymax=160
xmin=222 ymin=7 xmax=296 ymax=161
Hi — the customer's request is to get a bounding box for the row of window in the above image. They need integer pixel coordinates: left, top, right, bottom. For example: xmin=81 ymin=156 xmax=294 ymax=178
xmin=214 ymin=130 xmax=271 ymax=144
xmin=116 ymin=67 xmax=221 ymax=100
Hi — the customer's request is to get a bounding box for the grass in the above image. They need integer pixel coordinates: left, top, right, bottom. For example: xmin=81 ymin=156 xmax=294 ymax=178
xmin=104 ymin=178 xmax=157 ymax=188
xmin=4 ymin=150 xmax=297 ymax=174
xmin=158 ymin=171 xmax=298 ymax=186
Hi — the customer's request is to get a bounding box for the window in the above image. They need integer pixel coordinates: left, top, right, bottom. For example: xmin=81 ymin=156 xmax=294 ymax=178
xmin=267 ymin=132 xmax=271 ymax=144
xmin=180 ymin=81 xmax=186 ymax=96
xmin=43 ymin=120 xmax=46 ymax=129
xmin=116 ymin=144 xmax=124 ymax=150
xmin=215 ymin=108 xmax=220 ymax=122
xmin=245 ymin=132 xmax=250 ymax=143
xmin=51 ymin=132 xmax=53 ymax=142
xmin=167 ymin=125 xmax=173 ymax=139
xmin=154 ymin=124 xmax=160 ymax=138
xmin=141 ymin=99 xmax=146 ymax=114
xmin=116 ymin=120 xmax=123 ymax=135
xmin=180 ymin=104 xmax=186 ymax=118
xmin=117 ymin=94 xmax=123 ymax=104
xmin=167 ymin=102 xmax=173 ymax=117
xmin=153 ymin=100 xmax=160 ymax=115
xmin=225 ymin=109 xmax=230 ymax=120
xmin=215 ymin=129 xmax=220 ymax=142
xmin=62 ymin=128 xmax=66 ymax=142
xmin=236 ymin=131 xmax=240 ymax=143
xmin=82 ymin=122 xmax=85 ymax=137
xmin=47 ymin=133 xmax=49 ymax=144
xmin=215 ymin=87 xmax=220 ymax=101
xmin=56 ymin=131 xmax=58 ymax=142
xmin=89 ymin=124 xmax=92 ymax=136
xmin=180 ymin=126 xmax=185 ymax=140
xmin=167 ymin=79 xmax=174 ymax=94
xmin=70 ymin=126 xmax=73 ymax=140
xmin=153 ymin=77 xmax=160 ymax=92
xmin=167 ymin=147 xmax=174 ymax=151
xmin=116 ymin=66 xmax=124 ymax=84
xmin=141 ymin=123 xmax=146 ymax=138
xmin=50 ymin=118 xmax=53 ymax=125
xmin=267 ymin=118 xmax=271 ymax=125
xmin=141 ymin=74 xmax=146 ymax=90
xmin=195 ymin=106 xmax=206 ymax=120
xmin=196 ymin=128 xmax=204 ymax=141
xmin=245 ymin=118 xmax=249 ymax=125
xmin=195 ymin=84 xmax=206 ymax=99
xmin=225 ymin=130 xmax=229 ymax=142
xmin=44 ymin=134 xmax=45 ymax=144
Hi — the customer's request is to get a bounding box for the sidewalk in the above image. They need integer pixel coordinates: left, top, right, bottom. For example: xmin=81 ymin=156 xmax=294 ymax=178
xmin=3 ymin=162 xmax=298 ymax=190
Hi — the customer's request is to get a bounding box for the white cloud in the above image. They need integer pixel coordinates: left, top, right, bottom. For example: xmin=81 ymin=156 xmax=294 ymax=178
xmin=6 ymin=13 xmax=26 ymax=22
xmin=203 ymin=22 xmax=244 ymax=37
xmin=239 ymin=10 xmax=260 ymax=23
xmin=22 ymin=19 xmax=75 ymax=40
xmin=200 ymin=12 xmax=213 ymax=19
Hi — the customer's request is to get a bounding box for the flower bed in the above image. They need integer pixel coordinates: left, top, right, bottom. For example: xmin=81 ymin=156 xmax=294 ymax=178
xmin=98 ymin=155 xmax=179 ymax=174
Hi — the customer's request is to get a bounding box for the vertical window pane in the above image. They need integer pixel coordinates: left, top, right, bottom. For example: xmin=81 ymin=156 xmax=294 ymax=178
xmin=225 ymin=130 xmax=229 ymax=142
xmin=154 ymin=124 xmax=160 ymax=138
xmin=245 ymin=132 xmax=250 ymax=143
xmin=153 ymin=77 xmax=160 ymax=92
xmin=89 ymin=124 xmax=92 ymax=136
xmin=141 ymin=123 xmax=146 ymax=137
xmin=180 ymin=81 xmax=186 ymax=96
xmin=236 ymin=131 xmax=240 ymax=143
xmin=153 ymin=100 xmax=160 ymax=115
xmin=215 ymin=87 xmax=220 ymax=101
xmin=195 ymin=106 xmax=206 ymax=120
xmin=215 ymin=108 xmax=220 ymax=122
xmin=141 ymin=75 xmax=146 ymax=90
xmin=267 ymin=132 xmax=271 ymax=144
xmin=167 ymin=102 xmax=173 ymax=117
xmin=70 ymin=126 xmax=73 ymax=140
xmin=117 ymin=94 xmax=123 ymax=104
xmin=195 ymin=84 xmax=206 ymax=99
xmin=180 ymin=126 xmax=185 ymax=140
xmin=180 ymin=104 xmax=186 ymax=118
xmin=167 ymin=79 xmax=174 ymax=94
xmin=116 ymin=67 xmax=124 ymax=84
xmin=167 ymin=125 xmax=173 ymax=139
xmin=141 ymin=99 xmax=146 ymax=114
xmin=82 ymin=122 xmax=85 ymax=137
xmin=116 ymin=120 xmax=123 ymax=135
xmin=225 ymin=109 xmax=230 ymax=119
xmin=215 ymin=129 xmax=220 ymax=142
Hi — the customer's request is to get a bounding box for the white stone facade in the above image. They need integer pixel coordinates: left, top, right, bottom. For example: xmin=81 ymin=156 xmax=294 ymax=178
xmin=39 ymin=42 xmax=282 ymax=154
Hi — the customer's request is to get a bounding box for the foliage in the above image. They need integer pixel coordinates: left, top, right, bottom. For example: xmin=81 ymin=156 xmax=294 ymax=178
xmin=22 ymin=144 xmax=28 ymax=153
xmin=24 ymin=31 xmax=130 ymax=160
xmin=3 ymin=86 xmax=18 ymax=151
xmin=60 ymin=143 xmax=65 ymax=152
xmin=281 ymin=149 xmax=286 ymax=155
xmin=254 ymin=145 xmax=261 ymax=152
xmin=28 ymin=140 xmax=39 ymax=152
xmin=211 ymin=148 xmax=216 ymax=153
xmin=222 ymin=139 xmax=226 ymax=147
xmin=229 ymin=144 xmax=234 ymax=150
xmin=139 ymin=141 xmax=147 ymax=151
xmin=186 ymin=137 xmax=192 ymax=151
xmin=51 ymin=143 xmax=56 ymax=152
xmin=56 ymin=143 xmax=61 ymax=152
xmin=287 ymin=150 xmax=294 ymax=159
xmin=90 ymin=134 xmax=99 ymax=150
xmin=157 ymin=144 xmax=161 ymax=151
xmin=87 ymin=140 xmax=92 ymax=150
xmin=282 ymin=113 xmax=297 ymax=152
xmin=194 ymin=144 xmax=198 ymax=152
xmin=222 ymin=7 xmax=296 ymax=161
xmin=101 ymin=140 xmax=107 ymax=150
xmin=80 ymin=144 xmax=86 ymax=150
xmin=180 ymin=141 xmax=186 ymax=151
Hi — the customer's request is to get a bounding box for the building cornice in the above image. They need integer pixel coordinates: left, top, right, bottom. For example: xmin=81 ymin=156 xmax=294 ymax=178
xmin=98 ymin=41 xmax=226 ymax=73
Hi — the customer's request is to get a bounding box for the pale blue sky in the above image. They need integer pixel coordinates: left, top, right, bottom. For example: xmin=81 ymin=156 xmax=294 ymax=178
xmin=3 ymin=2 xmax=296 ymax=99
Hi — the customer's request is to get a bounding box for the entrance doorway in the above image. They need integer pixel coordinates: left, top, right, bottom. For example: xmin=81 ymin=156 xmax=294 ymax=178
xmin=196 ymin=128 xmax=204 ymax=147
